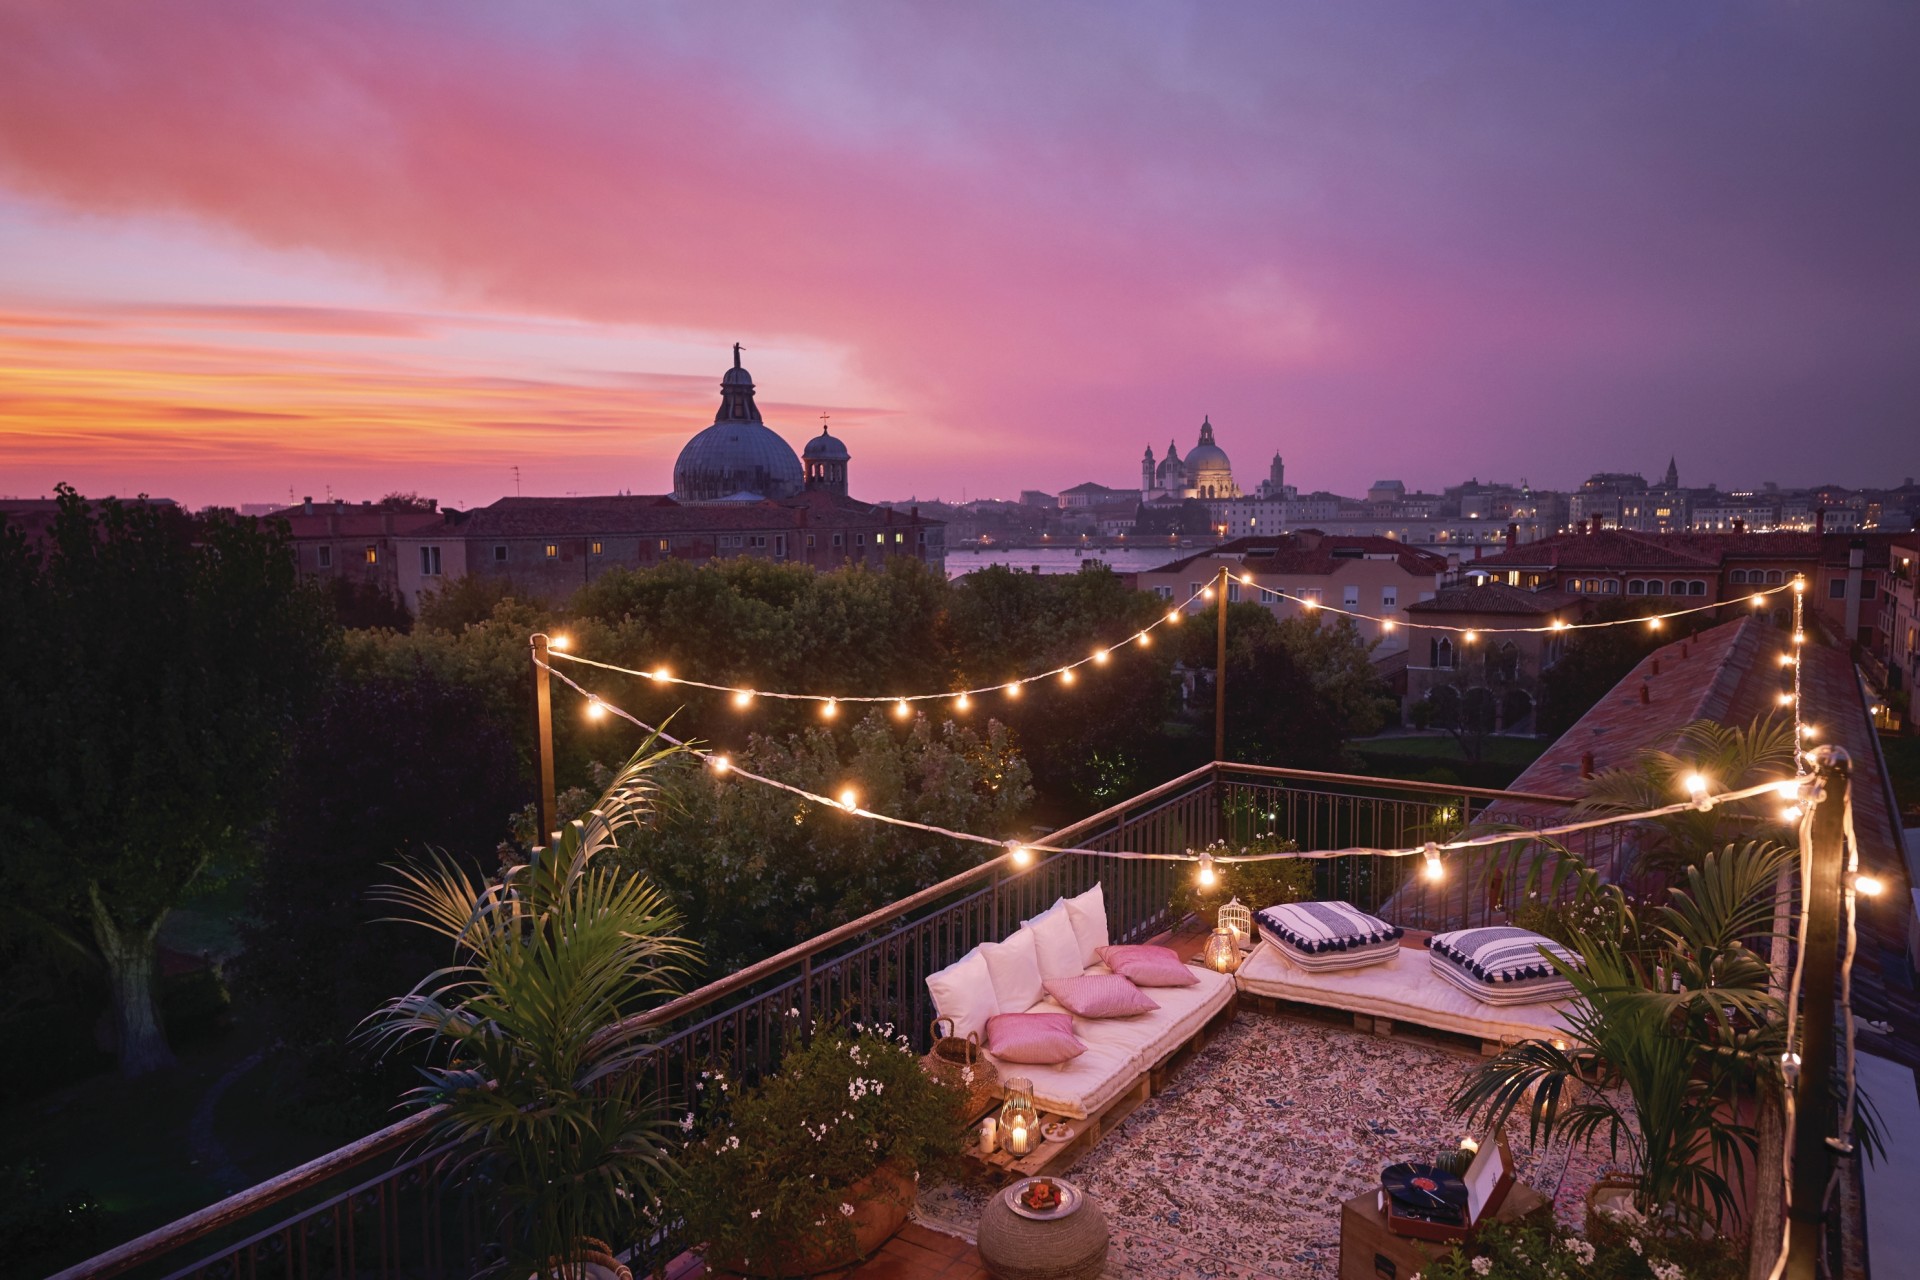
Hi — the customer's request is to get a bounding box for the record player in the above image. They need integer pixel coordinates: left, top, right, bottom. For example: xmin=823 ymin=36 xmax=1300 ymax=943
xmin=1380 ymin=1135 xmax=1515 ymax=1243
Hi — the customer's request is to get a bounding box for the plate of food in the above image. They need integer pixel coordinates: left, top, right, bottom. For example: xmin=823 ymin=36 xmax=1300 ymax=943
xmin=1042 ymin=1121 xmax=1074 ymax=1143
xmin=1005 ymin=1176 xmax=1081 ymax=1220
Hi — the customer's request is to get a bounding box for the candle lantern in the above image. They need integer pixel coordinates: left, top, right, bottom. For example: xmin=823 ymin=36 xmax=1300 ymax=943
xmin=1217 ymin=896 xmax=1253 ymax=950
xmin=999 ymin=1077 xmax=1039 ymax=1157
xmin=1203 ymin=925 xmax=1240 ymax=974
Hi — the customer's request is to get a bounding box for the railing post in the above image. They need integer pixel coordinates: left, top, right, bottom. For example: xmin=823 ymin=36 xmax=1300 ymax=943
xmin=1214 ymin=566 xmax=1230 ymax=761
xmin=530 ymin=634 xmax=557 ymax=845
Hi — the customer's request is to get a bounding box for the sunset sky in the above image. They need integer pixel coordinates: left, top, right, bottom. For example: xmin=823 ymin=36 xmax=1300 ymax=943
xmin=1 ymin=2 xmax=1915 ymax=509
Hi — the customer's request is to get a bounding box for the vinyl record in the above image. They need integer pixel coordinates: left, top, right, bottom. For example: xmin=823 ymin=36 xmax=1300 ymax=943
xmin=1380 ymin=1162 xmax=1468 ymax=1212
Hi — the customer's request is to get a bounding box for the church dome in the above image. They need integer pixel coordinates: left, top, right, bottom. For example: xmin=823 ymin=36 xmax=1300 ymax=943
xmin=803 ymin=427 xmax=849 ymax=461
xmin=672 ymin=346 xmax=804 ymax=503
xmin=1185 ymin=416 xmax=1231 ymax=472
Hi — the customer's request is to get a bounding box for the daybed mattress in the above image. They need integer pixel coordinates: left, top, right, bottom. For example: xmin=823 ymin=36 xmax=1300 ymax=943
xmin=981 ymin=962 xmax=1235 ymax=1119
xmin=1234 ymin=939 xmax=1572 ymax=1045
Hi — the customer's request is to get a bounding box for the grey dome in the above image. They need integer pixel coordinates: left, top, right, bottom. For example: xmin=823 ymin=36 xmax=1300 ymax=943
xmin=1186 ymin=416 xmax=1231 ymax=471
xmin=803 ymin=428 xmax=849 ymax=460
xmin=672 ymin=347 xmax=804 ymax=502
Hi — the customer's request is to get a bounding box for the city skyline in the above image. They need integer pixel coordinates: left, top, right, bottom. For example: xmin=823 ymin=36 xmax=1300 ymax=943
xmin=3 ymin=3 xmax=1917 ymax=508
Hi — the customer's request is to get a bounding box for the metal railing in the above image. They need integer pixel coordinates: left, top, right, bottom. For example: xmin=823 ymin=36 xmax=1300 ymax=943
xmin=55 ymin=761 xmax=1585 ymax=1280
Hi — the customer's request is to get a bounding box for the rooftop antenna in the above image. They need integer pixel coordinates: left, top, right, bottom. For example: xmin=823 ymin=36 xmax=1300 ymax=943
xmin=513 ymin=465 xmax=522 ymax=497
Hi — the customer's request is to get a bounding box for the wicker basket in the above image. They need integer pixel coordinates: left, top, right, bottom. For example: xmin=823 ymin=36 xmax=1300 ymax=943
xmin=924 ymin=1018 xmax=1000 ymax=1121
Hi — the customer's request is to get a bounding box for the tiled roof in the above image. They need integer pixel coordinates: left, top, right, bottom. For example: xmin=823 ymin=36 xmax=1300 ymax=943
xmin=1471 ymin=530 xmax=1720 ymax=571
xmin=430 ymin=490 xmax=935 ymax=538
xmin=1146 ymin=533 xmax=1446 ymax=578
xmin=1406 ymin=583 xmax=1580 ymax=616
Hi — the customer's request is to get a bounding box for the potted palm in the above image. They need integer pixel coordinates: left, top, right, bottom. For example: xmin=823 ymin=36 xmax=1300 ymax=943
xmin=360 ymin=739 xmax=698 ymax=1279
xmin=1452 ymin=837 xmax=1795 ymax=1234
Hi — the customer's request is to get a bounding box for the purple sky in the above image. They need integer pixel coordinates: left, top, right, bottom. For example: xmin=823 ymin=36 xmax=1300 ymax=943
xmin=0 ymin=2 xmax=1915 ymax=507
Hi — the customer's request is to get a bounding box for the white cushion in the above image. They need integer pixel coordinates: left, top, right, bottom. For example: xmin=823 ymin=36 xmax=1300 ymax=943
xmin=924 ymin=947 xmax=1000 ymax=1042
xmin=1026 ymin=902 xmax=1085 ymax=982
xmin=980 ymin=927 xmax=1045 ymax=1012
xmin=1062 ymin=884 xmax=1110 ymax=966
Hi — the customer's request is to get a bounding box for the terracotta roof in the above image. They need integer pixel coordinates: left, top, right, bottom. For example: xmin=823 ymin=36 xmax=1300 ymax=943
xmin=1146 ymin=533 xmax=1446 ymax=578
xmin=1471 ymin=529 xmax=1720 ymax=571
xmin=1406 ymin=583 xmax=1580 ymax=617
xmin=430 ymin=490 xmax=935 ymax=538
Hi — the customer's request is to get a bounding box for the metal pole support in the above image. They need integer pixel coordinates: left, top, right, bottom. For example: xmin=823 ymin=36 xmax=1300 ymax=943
xmin=531 ymin=633 xmax=558 ymax=847
xmin=1784 ymin=744 xmax=1850 ymax=1280
xmin=1214 ymin=565 xmax=1229 ymax=762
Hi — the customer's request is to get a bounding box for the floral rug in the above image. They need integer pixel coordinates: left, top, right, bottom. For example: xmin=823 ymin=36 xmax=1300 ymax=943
xmin=916 ymin=1008 xmax=1628 ymax=1279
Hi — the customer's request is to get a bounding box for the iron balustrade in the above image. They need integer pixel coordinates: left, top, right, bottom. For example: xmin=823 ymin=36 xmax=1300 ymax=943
xmin=53 ymin=762 xmax=1583 ymax=1280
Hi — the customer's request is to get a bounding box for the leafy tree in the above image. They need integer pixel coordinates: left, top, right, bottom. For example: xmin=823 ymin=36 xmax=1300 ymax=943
xmin=321 ymin=574 xmax=413 ymax=631
xmin=1180 ymin=601 xmax=1371 ymax=770
xmin=236 ymin=668 xmax=525 ymax=1131
xmin=0 ymin=488 xmax=332 ymax=1076
xmin=611 ymin=711 xmax=1034 ymax=976
xmin=416 ymin=572 xmax=520 ymax=633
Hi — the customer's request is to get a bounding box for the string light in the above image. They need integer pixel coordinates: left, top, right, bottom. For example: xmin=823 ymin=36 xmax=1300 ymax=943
xmin=1647 ymin=617 xmax=1663 ymax=631
xmin=1751 ymin=594 xmax=1767 ymax=607
xmin=1381 ymin=620 xmax=1395 ymax=633
xmin=1852 ymin=873 xmax=1884 ymax=897
xmin=1792 ymin=577 xmax=1806 ymax=593
xmin=894 ymin=698 xmax=911 ymax=719
xmin=1136 ymin=631 xmax=1152 ymax=648
xmin=954 ymin=693 xmax=971 ymax=711
xmin=1196 ymin=850 xmax=1217 ymax=887
xmin=733 ymin=690 xmax=753 ymax=708
xmin=1008 ymin=841 xmax=1032 ymax=867
xmin=649 ymin=665 xmax=670 ymax=682
xmin=838 ymin=786 xmax=858 ymax=810
xmin=549 ymin=634 xmax=571 ymax=651
xmin=1682 ymin=773 xmax=1709 ymax=797
xmin=709 ymin=753 xmax=731 ymax=773
xmin=585 ymin=695 xmax=607 ymax=720
xmin=1166 ymin=610 xmax=1182 ymax=625
xmin=1462 ymin=630 xmax=1478 ymax=644
xmin=1801 ymin=724 xmax=1818 ymax=740
xmin=1776 ymin=692 xmax=1794 ymax=706
xmin=1775 ymin=779 xmax=1804 ymax=799
xmin=1060 ymin=668 xmax=1076 ymax=685
xmin=1003 ymin=682 xmax=1021 ymax=699
xmin=822 ymin=698 xmax=838 ymax=719
xmin=1778 ymin=653 xmax=1794 ymax=667
xmin=1093 ymin=648 xmax=1110 ymax=665
xmin=1782 ymin=804 xmax=1803 ymax=822
xmin=1792 ymin=632 xmax=1806 ymax=645
xmin=1423 ymin=842 xmax=1444 ymax=881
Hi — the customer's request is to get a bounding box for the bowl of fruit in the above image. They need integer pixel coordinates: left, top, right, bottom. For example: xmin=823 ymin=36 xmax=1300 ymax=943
xmin=1005 ymin=1176 xmax=1080 ymax=1220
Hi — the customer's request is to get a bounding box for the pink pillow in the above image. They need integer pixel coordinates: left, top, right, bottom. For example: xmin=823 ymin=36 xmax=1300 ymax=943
xmin=1044 ymin=974 xmax=1159 ymax=1019
xmin=1097 ymin=944 xmax=1199 ymax=987
xmin=985 ymin=1012 xmax=1086 ymax=1064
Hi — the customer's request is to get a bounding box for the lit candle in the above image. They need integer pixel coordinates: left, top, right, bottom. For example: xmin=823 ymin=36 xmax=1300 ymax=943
xmin=1010 ymin=1123 xmax=1030 ymax=1155
xmin=980 ymin=1117 xmax=998 ymax=1153
xmin=1459 ymin=1137 xmax=1480 ymax=1154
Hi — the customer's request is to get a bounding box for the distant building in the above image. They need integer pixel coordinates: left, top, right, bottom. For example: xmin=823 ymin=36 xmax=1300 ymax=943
xmin=1403 ymin=582 xmax=1580 ymax=732
xmin=1135 ymin=531 xmax=1447 ymax=656
xmin=1142 ymin=417 xmax=1239 ymax=501
xmin=1057 ymin=481 xmax=1137 ymax=509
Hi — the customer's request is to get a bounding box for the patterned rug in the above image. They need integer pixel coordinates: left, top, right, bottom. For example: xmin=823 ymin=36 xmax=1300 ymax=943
xmin=916 ymin=1008 xmax=1629 ymax=1279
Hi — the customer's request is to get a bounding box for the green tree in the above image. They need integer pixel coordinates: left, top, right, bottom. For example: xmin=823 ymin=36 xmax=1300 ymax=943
xmin=1180 ymin=601 xmax=1370 ymax=770
xmin=0 ymin=488 xmax=332 ymax=1076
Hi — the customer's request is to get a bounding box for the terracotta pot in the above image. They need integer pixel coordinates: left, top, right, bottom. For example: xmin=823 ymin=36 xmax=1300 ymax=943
xmin=707 ymin=1161 xmax=915 ymax=1278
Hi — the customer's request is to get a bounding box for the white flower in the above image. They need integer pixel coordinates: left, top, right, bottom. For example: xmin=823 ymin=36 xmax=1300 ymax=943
xmin=726 ymin=1135 xmax=741 ymax=1149
xmin=839 ymin=1203 xmax=855 ymax=1217
xmin=1470 ymin=1257 xmax=1492 ymax=1276
xmin=679 ymin=1113 xmax=695 ymax=1132
xmin=1651 ymin=1263 xmax=1684 ymax=1280
xmin=1629 ymin=1236 xmax=1644 ymax=1255
xmin=750 ymin=1209 xmax=761 ymax=1220
xmin=961 ymin=1067 xmax=975 ymax=1085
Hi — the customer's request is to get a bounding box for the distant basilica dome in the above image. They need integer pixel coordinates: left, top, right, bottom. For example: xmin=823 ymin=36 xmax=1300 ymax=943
xmin=1184 ymin=416 xmax=1235 ymax=498
xmin=672 ymin=346 xmax=805 ymax=502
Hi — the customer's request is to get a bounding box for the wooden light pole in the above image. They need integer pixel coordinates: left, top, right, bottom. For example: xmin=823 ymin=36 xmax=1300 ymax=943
xmin=1214 ymin=564 xmax=1230 ymax=761
xmin=530 ymin=632 xmax=558 ymax=847
xmin=1783 ymin=746 xmax=1851 ymax=1280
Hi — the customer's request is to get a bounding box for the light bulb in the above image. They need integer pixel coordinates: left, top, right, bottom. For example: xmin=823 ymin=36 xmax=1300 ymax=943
xmin=1777 ymin=692 xmax=1794 ymax=706
xmin=1792 ymin=632 xmax=1806 ymax=645
xmin=1751 ymin=594 xmax=1766 ymax=607
xmin=1137 ymin=631 xmax=1151 ymax=647
xmin=1008 ymin=842 xmax=1032 ymax=867
xmin=1240 ymin=573 xmax=1254 ymax=585
xmin=1774 ymin=778 xmax=1803 ymax=798
xmin=1303 ymin=597 xmax=1319 ymax=611
xmin=585 ymin=696 xmax=607 ymax=720
xmin=649 ymin=665 xmax=670 ymax=682
xmin=1792 ymin=578 xmax=1806 ymax=593
xmin=1462 ymin=630 xmax=1478 ymax=644
xmin=955 ymin=693 xmax=971 ymax=711
xmin=1061 ymin=669 xmax=1076 ymax=685
xmin=1381 ymin=620 xmax=1396 ymax=633
xmin=1003 ymin=682 xmax=1021 ymax=699
xmin=894 ymin=698 xmax=911 ymax=718
xmin=710 ymin=753 xmax=731 ymax=773
xmin=1682 ymin=773 xmax=1708 ymax=797
xmin=1777 ymin=653 xmax=1793 ymax=667
xmin=822 ymin=698 xmax=838 ymax=719
xmin=733 ymin=690 xmax=753 ymax=708
xmin=1423 ymin=842 xmax=1444 ymax=881
xmin=1196 ymin=852 xmax=1217 ymax=888
xmin=549 ymin=634 xmax=571 ymax=651
xmin=1093 ymin=648 xmax=1109 ymax=665
xmin=1647 ymin=617 xmax=1663 ymax=631
xmin=1166 ymin=610 xmax=1181 ymax=624
xmin=1800 ymin=724 xmax=1817 ymax=739
xmin=1202 ymin=587 xmax=1214 ymax=600
xmin=838 ymin=787 xmax=858 ymax=810
xmin=1782 ymin=805 xmax=1803 ymax=822
xmin=1854 ymin=874 xmax=1885 ymax=897
xmin=1551 ymin=620 xmax=1568 ymax=631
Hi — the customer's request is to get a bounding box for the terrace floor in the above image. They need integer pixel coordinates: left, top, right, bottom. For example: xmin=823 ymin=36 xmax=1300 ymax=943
xmin=681 ymin=929 xmax=1629 ymax=1280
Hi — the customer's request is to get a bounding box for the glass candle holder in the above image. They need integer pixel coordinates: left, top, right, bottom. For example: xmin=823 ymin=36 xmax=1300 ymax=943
xmin=1000 ymin=1077 xmax=1038 ymax=1156
xmin=1203 ymin=925 xmax=1240 ymax=973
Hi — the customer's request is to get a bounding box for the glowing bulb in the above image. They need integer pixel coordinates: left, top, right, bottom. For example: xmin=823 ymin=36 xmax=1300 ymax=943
xmin=1166 ymin=610 xmax=1181 ymax=624
xmin=1551 ymin=620 xmax=1568 ymax=631
xmin=1782 ymin=805 xmax=1802 ymax=822
xmin=709 ymin=753 xmax=731 ymax=774
xmin=1093 ymin=649 xmax=1109 ymax=665
xmin=1196 ymin=851 xmax=1217 ymax=888
xmin=1459 ymin=1137 xmax=1480 ymax=1154
xmin=1800 ymin=724 xmax=1818 ymax=739
xmin=822 ymin=698 xmax=838 ymax=719
xmin=1003 ymin=683 xmax=1021 ymax=699
xmin=649 ymin=665 xmax=670 ymax=682
xmin=1683 ymin=773 xmax=1708 ymax=797
xmin=1240 ymin=573 xmax=1254 ymax=585
xmin=1854 ymin=874 xmax=1885 ymax=897
xmin=1777 ymin=653 xmax=1794 ymax=667
xmin=1202 ymin=587 xmax=1214 ymax=600
xmin=585 ymin=696 xmax=607 ymax=720
xmin=895 ymin=698 xmax=911 ymax=719
xmin=1008 ymin=842 xmax=1032 ymax=867
xmin=549 ymin=634 xmax=571 ymax=651
xmin=955 ymin=693 xmax=971 ymax=711
xmin=1381 ymin=620 xmax=1396 ymax=633
xmin=838 ymin=787 xmax=858 ymax=810
xmin=1774 ymin=779 xmax=1803 ymax=799
xmin=1792 ymin=578 xmax=1806 ymax=593
xmin=1792 ymin=632 xmax=1806 ymax=645
xmin=1777 ymin=692 xmax=1794 ymax=706
xmin=1061 ymin=669 xmax=1076 ymax=685
xmin=1462 ymin=630 xmax=1478 ymax=644
xmin=1751 ymin=594 xmax=1766 ymax=607
xmin=1302 ymin=597 xmax=1319 ymax=611
xmin=733 ymin=690 xmax=753 ymax=708
xmin=1137 ymin=631 xmax=1151 ymax=648
xmin=1423 ymin=842 xmax=1444 ymax=882
xmin=1647 ymin=617 xmax=1663 ymax=631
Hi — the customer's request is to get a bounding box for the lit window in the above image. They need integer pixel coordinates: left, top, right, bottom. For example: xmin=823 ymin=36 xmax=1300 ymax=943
xmin=590 ymin=541 xmax=603 ymax=556
xmin=365 ymin=545 xmax=377 ymax=564
xmin=806 ymin=533 xmax=816 ymax=549
xmin=894 ymin=532 xmax=904 ymax=544
xmin=1603 ymin=580 xmax=1618 ymax=594
xmin=545 ymin=544 xmax=558 ymax=559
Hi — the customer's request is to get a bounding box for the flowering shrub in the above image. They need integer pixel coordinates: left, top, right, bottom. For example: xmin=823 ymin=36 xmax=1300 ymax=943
xmin=1412 ymin=1215 xmax=1742 ymax=1280
xmin=667 ymin=1016 xmax=968 ymax=1273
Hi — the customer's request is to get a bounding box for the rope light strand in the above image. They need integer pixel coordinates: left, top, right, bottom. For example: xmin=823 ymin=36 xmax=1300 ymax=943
xmin=546 ymin=583 xmax=1212 ymax=708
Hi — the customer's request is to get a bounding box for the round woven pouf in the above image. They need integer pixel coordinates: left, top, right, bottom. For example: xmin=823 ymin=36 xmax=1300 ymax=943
xmin=976 ymin=1187 xmax=1109 ymax=1280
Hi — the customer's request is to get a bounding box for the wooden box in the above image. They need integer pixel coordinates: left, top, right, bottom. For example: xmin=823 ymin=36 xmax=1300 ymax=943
xmin=1386 ymin=1136 xmax=1516 ymax=1243
xmin=1338 ymin=1172 xmax=1549 ymax=1280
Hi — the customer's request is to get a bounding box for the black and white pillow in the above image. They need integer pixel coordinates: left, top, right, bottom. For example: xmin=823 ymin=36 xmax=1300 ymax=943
xmin=1427 ymin=926 xmax=1581 ymax=1005
xmin=1257 ymin=901 xmax=1404 ymax=972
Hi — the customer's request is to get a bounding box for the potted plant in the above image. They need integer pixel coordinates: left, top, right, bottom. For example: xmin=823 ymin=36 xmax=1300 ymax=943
xmin=1452 ymin=837 xmax=1795 ymax=1235
xmin=360 ymin=739 xmax=698 ymax=1279
xmin=669 ymin=1016 xmax=969 ymax=1277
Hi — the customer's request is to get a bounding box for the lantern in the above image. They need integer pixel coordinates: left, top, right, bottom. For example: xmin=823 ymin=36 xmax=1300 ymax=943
xmin=1217 ymin=896 xmax=1253 ymax=950
xmin=999 ymin=1077 xmax=1039 ymax=1157
xmin=1203 ymin=925 xmax=1240 ymax=974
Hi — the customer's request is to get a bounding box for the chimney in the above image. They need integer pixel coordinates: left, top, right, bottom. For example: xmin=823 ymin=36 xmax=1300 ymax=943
xmin=1580 ymin=751 xmax=1594 ymax=779
xmin=1505 ymin=523 xmax=1518 ymax=551
xmin=1651 ymin=658 xmax=1661 ymax=676
xmin=1732 ymin=517 xmax=1745 ymax=535
xmin=1680 ymin=642 xmax=1689 ymax=659
xmin=1815 ymin=507 xmax=1826 ymax=535
xmin=302 ymin=495 xmax=313 ymax=515
xmin=1589 ymin=514 xmax=1604 ymax=535
xmin=1639 ymin=683 xmax=1650 ymax=705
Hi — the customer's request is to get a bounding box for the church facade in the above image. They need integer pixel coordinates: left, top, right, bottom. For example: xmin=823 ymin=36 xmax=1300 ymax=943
xmin=1139 ymin=417 xmax=1288 ymax=503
